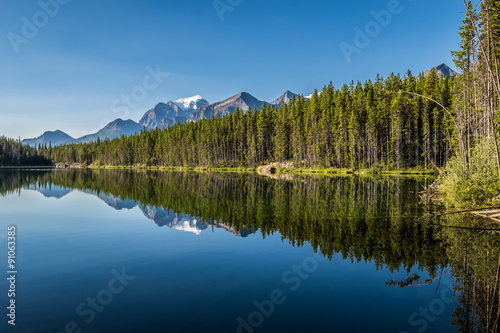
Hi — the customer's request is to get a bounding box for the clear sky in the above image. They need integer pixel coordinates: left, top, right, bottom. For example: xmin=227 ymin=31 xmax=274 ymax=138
xmin=0 ymin=0 xmax=465 ymax=140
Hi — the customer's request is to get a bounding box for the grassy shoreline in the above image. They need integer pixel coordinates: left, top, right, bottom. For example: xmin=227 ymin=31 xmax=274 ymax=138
xmin=279 ymin=167 xmax=435 ymax=176
xmin=0 ymin=163 xmax=436 ymax=176
xmin=43 ymin=163 xmax=437 ymax=176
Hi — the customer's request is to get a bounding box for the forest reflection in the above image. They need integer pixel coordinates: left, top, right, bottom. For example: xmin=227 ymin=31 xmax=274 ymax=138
xmin=1 ymin=169 xmax=498 ymax=332
xmin=440 ymin=215 xmax=500 ymax=333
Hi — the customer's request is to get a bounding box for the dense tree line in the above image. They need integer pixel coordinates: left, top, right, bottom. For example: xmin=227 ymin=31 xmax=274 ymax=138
xmin=48 ymin=71 xmax=454 ymax=170
xmin=0 ymin=136 xmax=51 ymax=166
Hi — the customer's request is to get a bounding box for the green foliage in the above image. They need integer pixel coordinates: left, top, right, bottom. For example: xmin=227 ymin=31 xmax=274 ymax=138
xmin=0 ymin=136 xmax=52 ymax=166
xmin=47 ymin=73 xmax=455 ymax=171
xmin=440 ymin=137 xmax=500 ymax=207
xmin=447 ymin=0 xmax=500 ymax=208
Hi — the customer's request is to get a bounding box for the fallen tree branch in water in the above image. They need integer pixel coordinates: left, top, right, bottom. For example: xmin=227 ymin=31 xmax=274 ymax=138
xmin=386 ymin=268 xmax=451 ymax=288
xmin=429 ymin=206 xmax=500 ymax=217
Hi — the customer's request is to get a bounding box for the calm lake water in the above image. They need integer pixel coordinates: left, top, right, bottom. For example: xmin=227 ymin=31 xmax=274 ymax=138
xmin=0 ymin=169 xmax=498 ymax=333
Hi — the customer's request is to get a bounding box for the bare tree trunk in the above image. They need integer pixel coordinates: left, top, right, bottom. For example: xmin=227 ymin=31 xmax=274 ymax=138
xmin=464 ymin=0 xmax=500 ymax=183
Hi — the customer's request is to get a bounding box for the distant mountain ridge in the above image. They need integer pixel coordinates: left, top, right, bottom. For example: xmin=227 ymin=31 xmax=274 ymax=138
xmin=21 ymin=91 xmax=314 ymax=146
xmin=140 ymin=95 xmax=209 ymax=129
xmin=271 ymin=90 xmax=299 ymax=107
xmin=139 ymin=101 xmax=186 ymax=129
xmin=23 ymin=63 xmax=454 ymax=147
xmin=188 ymin=92 xmax=268 ymax=121
xmin=23 ymin=120 xmax=144 ymax=146
xmin=424 ymin=63 xmax=458 ymax=78
xmin=73 ymin=119 xmax=143 ymax=144
xmin=22 ymin=130 xmax=74 ymax=146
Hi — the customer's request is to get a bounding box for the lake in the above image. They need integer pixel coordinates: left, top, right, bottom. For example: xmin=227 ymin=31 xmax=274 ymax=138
xmin=0 ymin=169 xmax=498 ymax=333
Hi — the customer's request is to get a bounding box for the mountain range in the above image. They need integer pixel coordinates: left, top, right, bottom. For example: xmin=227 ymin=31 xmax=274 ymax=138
xmin=22 ymin=91 xmax=299 ymax=147
xmin=22 ymin=64 xmax=457 ymax=147
xmin=189 ymin=92 xmax=267 ymax=120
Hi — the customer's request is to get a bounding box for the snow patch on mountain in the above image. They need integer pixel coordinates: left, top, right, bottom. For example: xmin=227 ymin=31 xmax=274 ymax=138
xmin=174 ymin=95 xmax=209 ymax=110
xmin=305 ymin=91 xmax=322 ymax=99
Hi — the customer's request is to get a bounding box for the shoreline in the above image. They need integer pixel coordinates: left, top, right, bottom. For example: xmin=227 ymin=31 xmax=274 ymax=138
xmin=51 ymin=163 xmax=437 ymax=176
xmin=0 ymin=163 xmax=437 ymax=176
xmin=0 ymin=166 xmax=55 ymax=169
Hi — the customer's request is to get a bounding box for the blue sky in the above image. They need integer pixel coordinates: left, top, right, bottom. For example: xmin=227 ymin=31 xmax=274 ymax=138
xmin=0 ymin=0 xmax=465 ymax=140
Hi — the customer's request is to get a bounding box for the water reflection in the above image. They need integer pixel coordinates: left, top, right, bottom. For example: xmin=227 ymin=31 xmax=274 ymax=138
xmin=25 ymin=179 xmax=252 ymax=237
xmin=440 ymin=215 xmax=500 ymax=333
xmin=1 ymin=169 xmax=499 ymax=332
xmin=1 ymin=169 xmax=447 ymax=268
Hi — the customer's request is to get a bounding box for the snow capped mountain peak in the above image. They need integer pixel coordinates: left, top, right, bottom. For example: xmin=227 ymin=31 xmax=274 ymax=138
xmin=174 ymin=95 xmax=209 ymax=110
xmin=176 ymin=95 xmax=203 ymax=104
xmin=305 ymin=90 xmax=322 ymax=100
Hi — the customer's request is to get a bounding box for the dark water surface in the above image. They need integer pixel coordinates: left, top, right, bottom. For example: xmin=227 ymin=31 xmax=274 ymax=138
xmin=0 ymin=169 xmax=498 ymax=333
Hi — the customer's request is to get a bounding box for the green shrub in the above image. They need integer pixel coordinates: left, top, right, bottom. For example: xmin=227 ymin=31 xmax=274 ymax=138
xmin=440 ymin=137 xmax=500 ymax=207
